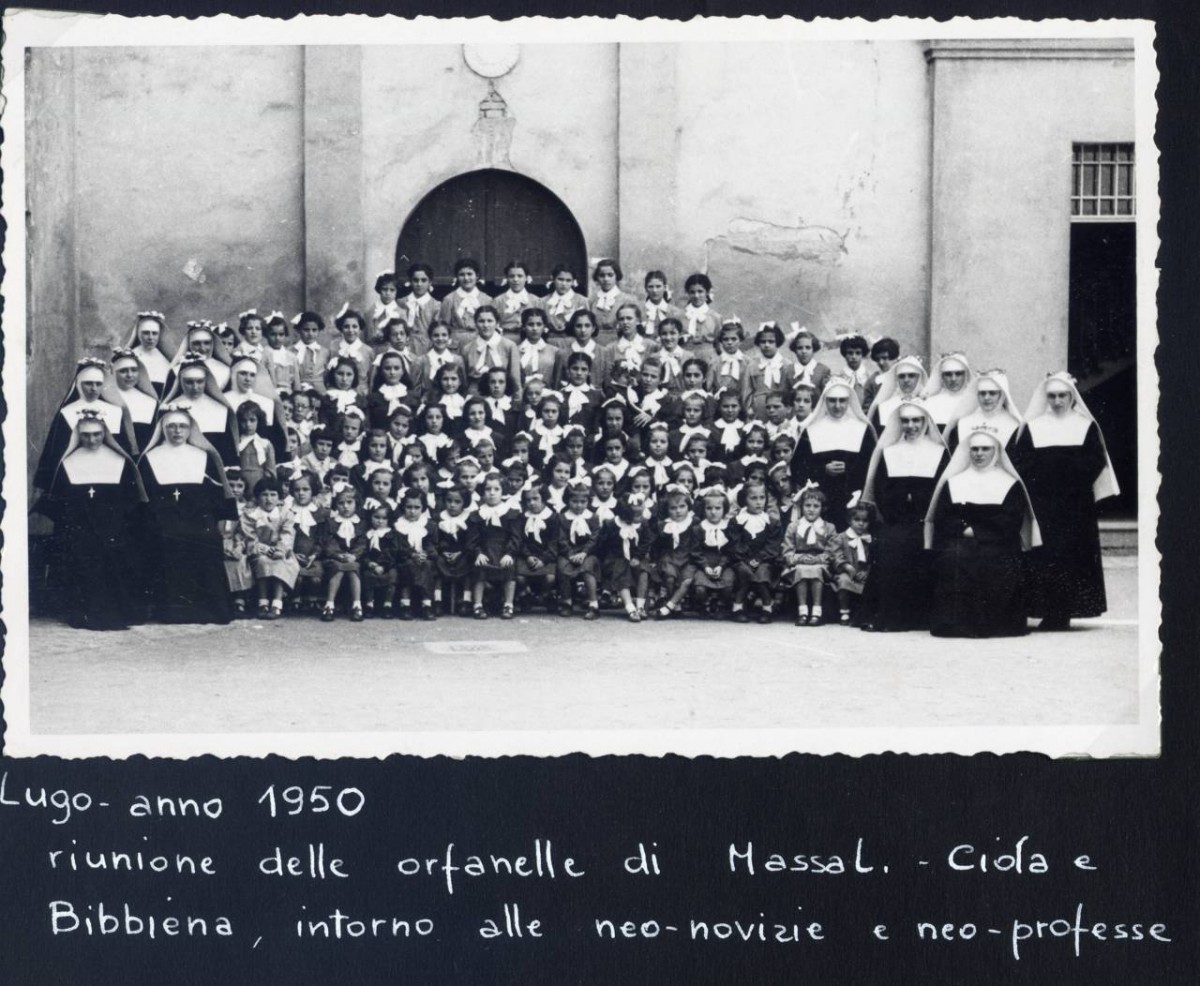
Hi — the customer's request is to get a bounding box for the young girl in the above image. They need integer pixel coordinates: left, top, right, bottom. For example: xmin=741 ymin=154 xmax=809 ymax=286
xmin=242 ymin=477 xmax=299 ymax=620
xmin=542 ymin=263 xmax=590 ymax=347
xmin=368 ymin=344 xmax=417 ymax=430
xmin=742 ymin=322 xmax=795 ymax=420
xmin=589 ymin=258 xmax=640 ymax=346
xmin=558 ymin=309 xmax=602 ymax=386
xmin=360 ymin=498 xmax=399 ymax=618
xmin=763 ymin=393 xmax=800 ymax=444
xmin=830 ymin=496 xmax=874 ymax=626
xmin=319 ymin=485 xmax=366 ymax=621
xmin=466 ymin=471 xmax=521 ymax=619
xmin=671 ymin=392 xmax=715 ymax=459
xmin=600 ymin=494 xmax=652 ymax=621
xmin=335 ymin=407 xmax=367 ymax=468
xmin=235 ymin=401 xmax=277 ymax=494
xmin=560 ymin=351 xmax=602 ymax=433
xmin=653 ymin=319 xmax=693 ymax=393
xmin=789 ymin=327 xmax=830 ymax=395
xmin=727 ymin=480 xmax=781 ymax=623
xmin=516 ymin=483 xmax=560 ymax=611
xmin=597 ymin=434 xmax=634 ymax=487
xmin=386 ymin=405 xmax=417 ymax=464
xmin=710 ymin=389 xmax=748 ymax=463
xmin=332 ymin=306 xmax=374 ymax=396
xmin=560 ymin=426 xmax=591 ymax=481
xmin=263 ymin=312 xmax=301 ymax=396
xmin=688 ymin=490 xmax=734 ymax=617
xmin=604 ymin=303 xmax=655 ymax=387
xmin=517 ymin=308 xmax=564 ymax=387
xmin=221 ymin=467 xmax=254 ymax=618
xmin=392 ymin=488 xmax=438 ymax=620
xmin=629 ymin=358 xmax=682 ymax=438
xmin=288 ymin=471 xmax=328 ymax=613
xmin=461 ymin=397 xmax=499 ymax=456
xmin=439 ymin=258 xmax=488 ymax=345
xmin=350 ymin=428 xmax=392 ymax=496
xmin=792 ymin=383 xmax=817 ymax=425
xmin=679 ymin=358 xmax=717 ymax=420
xmin=837 ymin=333 xmax=872 ymax=406
xmin=276 ymin=427 xmax=307 ymax=485
xmin=300 ymin=427 xmax=337 ymax=488
xmin=590 ymin=397 xmax=640 ymax=466
xmin=728 ymin=423 xmax=770 ymax=486
xmin=641 ymin=270 xmax=683 ymax=339
xmin=415 ymin=403 xmax=455 ymax=469
xmin=400 ymin=262 xmax=438 ymax=352
xmin=591 ymin=465 xmax=620 ymax=523
xmin=462 ymin=305 xmax=521 ymax=399
xmin=554 ymin=480 xmax=602 ymax=619
xmin=482 ymin=366 xmax=518 ymax=450
xmin=681 ymin=273 xmax=722 ymax=354
xmin=712 ymin=320 xmax=748 ymax=394
xmin=781 ymin=484 xmax=837 ymax=626
xmin=319 ymin=356 xmax=366 ymax=428
xmin=642 ymin=422 xmax=675 ymax=492
xmin=434 ymin=486 xmax=474 ymax=615
xmin=428 ymin=363 xmax=468 ymax=437
xmin=651 ymin=487 xmax=699 ymax=619
xmin=412 ymin=321 xmax=466 ymax=405
xmin=293 ymin=312 xmax=331 ymax=396
xmin=495 ymin=259 xmax=544 ymax=340
xmin=542 ymin=455 xmax=573 ymax=511
xmin=529 ymin=392 xmax=566 ymax=470
xmin=371 ymin=270 xmax=403 ymax=346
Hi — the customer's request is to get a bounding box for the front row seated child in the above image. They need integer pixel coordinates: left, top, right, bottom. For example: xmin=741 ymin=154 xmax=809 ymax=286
xmin=289 ymin=472 xmax=327 ymax=613
xmin=392 ymin=489 xmax=438 ymax=620
xmin=829 ymin=496 xmax=875 ymax=626
xmin=691 ymin=490 xmax=735 ymax=616
xmin=361 ymin=498 xmax=399 ymax=618
xmin=555 ymin=480 xmax=602 ymax=619
xmin=467 ymin=472 xmax=521 ymax=619
xmin=781 ymin=484 xmax=838 ymax=626
xmin=435 ymin=486 xmax=474 ymax=615
xmin=599 ymin=494 xmax=651 ymax=621
xmin=321 ymin=485 xmax=365 ymax=622
xmin=242 ymin=478 xmax=300 ymax=620
xmin=517 ymin=483 xmax=560 ymax=611
xmin=728 ymin=480 xmax=781 ymax=623
xmin=652 ymin=487 xmax=699 ymax=619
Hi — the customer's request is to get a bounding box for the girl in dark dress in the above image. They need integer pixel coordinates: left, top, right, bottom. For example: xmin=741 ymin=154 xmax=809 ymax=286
xmin=791 ymin=379 xmax=877 ymax=531
xmin=924 ymin=428 xmax=1040 ymax=639
xmin=38 ymin=409 xmax=147 ymax=630
xmin=138 ymin=403 xmax=239 ymax=624
xmin=1013 ymin=371 xmax=1119 ymax=630
xmin=860 ymin=397 xmax=950 ymax=632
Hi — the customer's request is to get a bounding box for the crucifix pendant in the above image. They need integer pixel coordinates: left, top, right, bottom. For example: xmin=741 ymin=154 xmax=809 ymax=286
xmin=172 ymin=488 xmax=182 ymax=502
xmin=87 ymin=487 xmax=96 ymax=499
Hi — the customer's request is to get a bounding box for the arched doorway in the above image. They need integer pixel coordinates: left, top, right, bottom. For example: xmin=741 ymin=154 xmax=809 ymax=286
xmin=396 ymin=169 xmax=587 ymax=299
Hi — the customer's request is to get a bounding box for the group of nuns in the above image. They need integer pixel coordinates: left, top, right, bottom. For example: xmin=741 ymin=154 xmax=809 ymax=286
xmin=33 ymin=313 xmax=1121 ymax=638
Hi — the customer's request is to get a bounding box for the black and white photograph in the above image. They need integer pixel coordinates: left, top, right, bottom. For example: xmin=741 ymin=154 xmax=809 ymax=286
xmin=2 ymin=13 xmax=1158 ymax=758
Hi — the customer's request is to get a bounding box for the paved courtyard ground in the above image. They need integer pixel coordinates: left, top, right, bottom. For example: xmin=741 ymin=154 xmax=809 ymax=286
xmin=22 ymin=557 xmax=1143 ymax=741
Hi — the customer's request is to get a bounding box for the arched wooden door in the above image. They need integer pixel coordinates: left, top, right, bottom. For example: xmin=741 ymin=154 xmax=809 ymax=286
xmin=396 ymin=169 xmax=587 ymax=299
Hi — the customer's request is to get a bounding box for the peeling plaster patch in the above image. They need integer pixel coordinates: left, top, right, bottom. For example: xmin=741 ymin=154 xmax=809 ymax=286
xmin=182 ymin=258 xmax=207 ymax=284
xmin=706 ymin=217 xmax=849 ymax=269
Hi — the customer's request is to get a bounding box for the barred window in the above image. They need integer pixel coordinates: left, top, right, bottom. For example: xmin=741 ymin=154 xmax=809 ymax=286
xmin=1072 ymin=143 xmax=1135 ymax=218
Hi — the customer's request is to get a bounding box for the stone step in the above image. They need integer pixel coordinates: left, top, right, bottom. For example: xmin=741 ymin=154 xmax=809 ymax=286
xmin=1099 ymin=520 xmax=1138 ymax=555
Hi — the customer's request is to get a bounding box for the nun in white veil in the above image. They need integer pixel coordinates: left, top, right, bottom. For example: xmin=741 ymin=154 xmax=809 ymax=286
xmin=159 ymin=352 xmax=240 ymax=466
xmin=167 ymin=321 xmax=232 ymax=391
xmin=922 ymin=353 xmax=975 ymax=432
xmin=224 ymin=351 xmax=288 ymax=457
xmin=867 ymin=355 xmax=929 ymax=435
xmin=924 ymin=427 xmax=1040 ymax=638
xmin=138 ymin=403 xmax=239 ymax=624
xmin=34 ymin=358 xmax=138 ymax=491
xmin=125 ymin=311 xmax=174 ymax=396
xmin=943 ymin=368 xmax=1023 ymax=455
xmin=37 ymin=408 xmax=147 ymax=630
xmin=1012 ymin=371 xmax=1119 ymax=629
xmin=110 ymin=347 xmax=161 ymax=452
xmin=859 ymin=397 xmax=950 ymax=632
xmin=791 ymin=378 xmax=878 ymax=530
